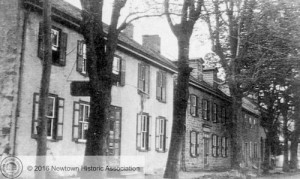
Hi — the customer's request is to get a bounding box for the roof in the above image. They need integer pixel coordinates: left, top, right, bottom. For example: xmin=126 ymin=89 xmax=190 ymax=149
xmin=23 ymin=0 xmax=177 ymax=72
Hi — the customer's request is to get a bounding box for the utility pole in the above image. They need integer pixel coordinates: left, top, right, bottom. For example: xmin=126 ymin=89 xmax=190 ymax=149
xmin=35 ymin=0 xmax=52 ymax=178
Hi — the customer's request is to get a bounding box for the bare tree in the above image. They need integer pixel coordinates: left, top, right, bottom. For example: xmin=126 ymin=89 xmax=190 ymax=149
xmin=163 ymin=0 xmax=204 ymax=178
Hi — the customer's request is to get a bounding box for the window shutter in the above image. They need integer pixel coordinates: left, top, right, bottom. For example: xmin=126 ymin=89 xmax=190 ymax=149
xmin=145 ymin=65 xmax=150 ymax=94
xmin=162 ymin=72 xmax=166 ymax=102
xmin=155 ymin=117 xmax=159 ymax=151
xmin=207 ymin=101 xmax=210 ymax=121
xmin=137 ymin=64 xmax=143 ymax=91
xmin=55 ymin=97 xmax=64 ymax=140
xmin=147 ymin=115 xmax=152 ymax=151
xmin=37 ymin=22 xmax=44 ymax=59
xmin=120 ymin=58 xmax=126 ymax=86
xmin=76 ymin=40 xmax=83 ymax=73
xmin=196 ymin=133 xmax=201 ymax=156
xmin=32 ymin=93 xmax=40 ymax=139
xmin=202 ymin=100 xmax=205 ymax=120
xmin=72 ymin=102 xmax=80 ymax=141
xmin=165 ymin=119 xmax=168 ymax=152
xmin=59 ymin=32 xmax=67 ymax=66
xmin=156 ymin=71 xmax=162 ymax=100
xmin=136 ymin=114 xmax=142 ymax=150
xmin=197 ymin=97 xmax=201 ymax=117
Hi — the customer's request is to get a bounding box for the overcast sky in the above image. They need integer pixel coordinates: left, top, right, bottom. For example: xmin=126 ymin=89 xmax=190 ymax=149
xmin=63 ymin=0 xmax=211 ymax=60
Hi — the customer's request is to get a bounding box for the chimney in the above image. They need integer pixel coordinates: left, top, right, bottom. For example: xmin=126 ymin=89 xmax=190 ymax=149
xmin=122 ymin=23 xmax=134 ymax=39
xmin=203 ymin=68 xmax=218 ymax=88
xmin=189 ymin=58 xmax=204 ymax=81
xmin=142 ymin=35 xmax=161 ymax=53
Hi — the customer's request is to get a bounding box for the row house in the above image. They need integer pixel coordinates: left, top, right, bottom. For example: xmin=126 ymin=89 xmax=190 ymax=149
xmin=0 ymin=0 xmax=176 ymax=177
xmin=182 ymin=58 xmax=266 ymax=171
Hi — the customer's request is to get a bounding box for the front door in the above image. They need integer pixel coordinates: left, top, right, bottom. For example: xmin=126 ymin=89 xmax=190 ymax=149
xmin=203 ymin=133 xmax=210 ymax=167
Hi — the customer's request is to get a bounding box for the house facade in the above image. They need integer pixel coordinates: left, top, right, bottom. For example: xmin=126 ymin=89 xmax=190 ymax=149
xmin=182 ymin=58 xmax=266 ymax=171
xmin=0 ymin=0 xmax=176 ymax=177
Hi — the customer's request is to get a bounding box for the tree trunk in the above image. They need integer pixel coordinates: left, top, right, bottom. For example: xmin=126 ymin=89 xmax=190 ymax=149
xmin=263 ymin=131 xmax=272 ymax=173
xmin=282 ymin=110 xmax=290 ymax=172
xmin=35 ymin=0 xmax=52 ymax=178
xmin=229 ymin=93 xmax=244 ymax=169
xmin=290 ymin=104 xmax=300 ymax=170
xmin=164 ymin=37 xmax=191 ymax=179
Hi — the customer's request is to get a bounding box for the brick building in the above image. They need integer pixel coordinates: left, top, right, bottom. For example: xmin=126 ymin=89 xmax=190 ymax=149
xmin=181 ymin=58 xmax=266 ymax=171
xmin=0 ymin=0 xmax=176 ymax=177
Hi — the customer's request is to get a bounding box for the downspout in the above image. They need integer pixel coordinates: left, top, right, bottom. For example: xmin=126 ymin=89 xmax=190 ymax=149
xmin=11 ymin=9 xmax=29 ymax=156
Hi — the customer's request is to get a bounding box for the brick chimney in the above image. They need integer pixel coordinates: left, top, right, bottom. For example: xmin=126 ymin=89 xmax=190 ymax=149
xmin=122 ymin=23 xmax=134 ymax=39
xmin=203 ymin=68 xmax=218 ymax=88
xmin=142 ymin=35 xmax=161 ymax=53
xmin=189 ymin=58 xmax=204 ymax=81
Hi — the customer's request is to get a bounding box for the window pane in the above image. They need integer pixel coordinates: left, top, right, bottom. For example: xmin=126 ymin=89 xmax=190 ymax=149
xmin=112 ymin=57 xmax=120 ymax=75
xmin=46 ymin=97 xmax=55 ymax=118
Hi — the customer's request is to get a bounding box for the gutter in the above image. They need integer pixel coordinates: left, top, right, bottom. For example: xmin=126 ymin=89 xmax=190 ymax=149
xmin=11 ymin=8 xmax=29 ymax=156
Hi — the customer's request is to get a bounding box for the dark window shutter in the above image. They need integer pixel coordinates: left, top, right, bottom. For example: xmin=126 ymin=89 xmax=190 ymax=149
xmin=207 ymin=101 xmax=210 ymax=121
xmin=162 ymin=72 xmax=166 ymax=102
xmin=120 ymin=58 xmax=126 ymax=86
xmin=55 ymin=97 xmax=64 ymax=140
xmin=76 ymin=40 xmax=83 ymax=73
xmin=156 ymin=71 xmax=162 ymax=100
xmin=37 ymin=22 xmax=44 ymax=59
xmin=137 ymin=64 xmax=143 ymax=91
xmin=72 ymin=102 xmax=80 ymax=141
xmin=147 ymin=115 xmax=152 ymax=151
xmin=58 ymin=32 xmax=67 ymax=66
xmin=32 ymin=93 xmax=40 ymax=139
xmin=145 ymin=65 xmax=150 ymax=94
xmin=164 ymin=119 xmax=168 ymax=152
xmin=202 ymin=100 xmax=205 ymax=120
xmin=155 ymin=117 xmax=159 ymax=151
xmin=196 ymin=132 xmax=200 ymax=156
xmin=197 ymin=97 xmax=201 ymax=117
xmin=136 ymin=114 xmax=142 ymax=150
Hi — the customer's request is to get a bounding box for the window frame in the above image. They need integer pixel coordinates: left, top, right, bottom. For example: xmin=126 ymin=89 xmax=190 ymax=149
xmin=138 ymin=63 xmax=150 ymax=95
xmin=190 ymin=131 xmax=200 ymax=157
xmin=212 ymin=103 xmax=218 ymax=123
xmin=190 ymin=95 xmax=198 ymax=117
xmin=155 ymin=117 xmax=167 ymax=152
xmin=136 ymin=113 xmax=151 ymax=152
xmin=78 ymin=101 xmax=90 ymax=143
xmin=156 ymin=70 xmax=167 ymax=103
xmin=212 ymin=134 xmax=219 ymax=157
xmin=202 ymin=99 xmax=208 ymax=120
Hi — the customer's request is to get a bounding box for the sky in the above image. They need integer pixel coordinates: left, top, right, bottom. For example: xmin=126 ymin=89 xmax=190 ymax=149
xmin=63 ymin=0 xmax=212 ymax=60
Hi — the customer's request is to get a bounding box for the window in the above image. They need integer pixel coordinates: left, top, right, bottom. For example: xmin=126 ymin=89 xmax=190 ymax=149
xmin=138 ymin=63 xmax=150 ymax=94
xmin=202 ymin=99 xmax=210 ymax=120
xmin=244 ymin=142 xmax=248 ymax=162
xmin=112 ymin=56 xmax=126 ymax=86
xmin=155 ymin=117 xmax=168 ymax=152
xmin=137 ymin=113 xmax=151 ymax=151
xmin=76 ymin=41 xmax=87 ymax=75
xmin=32 ymin=93 xmax=64 ymax=140
xmin=249 ymin=142 xmax=252 ymax=158
xmin=212 ymin=134 xmax=219 ymax=157
xmin=38 ymin=23 xmax=68 ymax=66
xmin=78 ymin=102 xmax=90 ymax=141
xmin=212 ymin=104 xmax=218 ymax=123
xmin=156 ymin=71 xmax=167 ymax=102
xmin=221 ymin=137 xmax=229 ymax=157
xmin=221 ymin=107 xmax=226 ymax=124
xmin=190 ymin=95 xmax=198 ymax=117
xmin=190 ymin=131 xmax=200 ymax=157
xmin=254 ymin=143 xmax=258 ymax=159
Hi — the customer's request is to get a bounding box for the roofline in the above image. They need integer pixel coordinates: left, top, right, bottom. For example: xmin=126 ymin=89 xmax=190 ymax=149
xmin=23 ymin=0 xmax=177 ymax=73
xmin=189 ymin=78 xmax=232 ymax=103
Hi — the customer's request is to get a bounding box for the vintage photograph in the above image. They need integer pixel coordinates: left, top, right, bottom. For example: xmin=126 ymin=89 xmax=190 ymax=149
xmin=0 ymin=0 xmax=299 ymax=178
